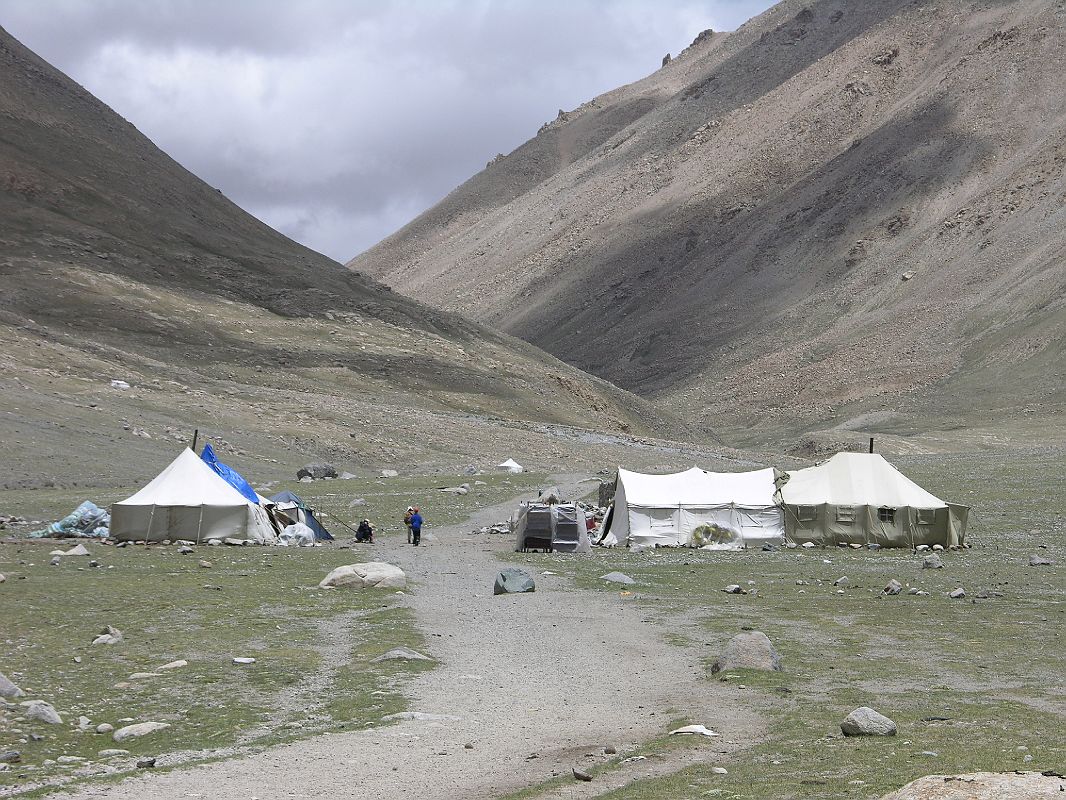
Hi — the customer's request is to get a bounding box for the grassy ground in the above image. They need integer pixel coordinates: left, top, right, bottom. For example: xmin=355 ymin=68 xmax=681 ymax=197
xmin=501 ymin=448 xmax=1065 ymax=799
xmin=0 ymin=471 xmax=544 ymax=796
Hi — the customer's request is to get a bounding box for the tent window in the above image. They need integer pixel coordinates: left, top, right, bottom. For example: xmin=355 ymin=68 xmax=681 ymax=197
xmin=836 ymin=506 xmax=855 ymax=523
xmin=796 ymin=505 xmax=818 ymax=522
xmin=877 ymin=507 xmax=896 ymax=524
xmin=917 ymin=508 xmax=937 ymax=525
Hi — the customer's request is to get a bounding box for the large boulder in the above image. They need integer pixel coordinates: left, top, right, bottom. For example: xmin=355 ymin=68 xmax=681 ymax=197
xmin=494 ymin=568 xmax=535 ymax=595
xmin=319 ymin=562 xmax=406 ymax=589
xmin=600 ymin=572 xmax=636 ymax=585
xmin=112 ymin=721 xmax=170 ymax=742
xmin=0 ymin=671 xmax=24 ymax=699
xmin=840 ymin=706 xmax=897 ymax=736
xmin=922 ymin=554 xmax=944 ymax=569
xmin=711 ymin=631 xmax=782 ymax=673
xmin=879 ymin=771 xmax=1063 ymax=799
xmin=20 ymin=700 xmax=62 ymax=725
xmin=296 ymin=463 xmax=336 ymax=480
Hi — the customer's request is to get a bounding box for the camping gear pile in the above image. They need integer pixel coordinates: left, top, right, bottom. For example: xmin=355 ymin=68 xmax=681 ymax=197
xmin=29 ymin=501 xmax=110 ymax=539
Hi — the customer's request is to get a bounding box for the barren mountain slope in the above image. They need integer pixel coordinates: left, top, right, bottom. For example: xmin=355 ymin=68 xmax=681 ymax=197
xmin=350 ymin=0 xmax=1066 ymax=444
xmin=0 ymin=25 xmax=686 ymax=489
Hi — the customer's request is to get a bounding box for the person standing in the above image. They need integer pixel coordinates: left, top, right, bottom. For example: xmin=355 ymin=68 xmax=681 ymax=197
xmin=403 ymin=507 xmax=414 ymax=543
xmin=410 ymin=507 xmax=423 ymax=546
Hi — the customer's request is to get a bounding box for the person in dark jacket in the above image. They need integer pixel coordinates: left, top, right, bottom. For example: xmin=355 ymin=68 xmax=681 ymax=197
xmin=355 ymin=518 xmax=374 ymax=543
xmin=410 ymin=508 xmax=423 ymax=546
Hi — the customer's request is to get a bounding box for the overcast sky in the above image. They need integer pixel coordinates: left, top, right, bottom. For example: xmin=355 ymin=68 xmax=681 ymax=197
xmin=3 ymin=1 xmax=772 ymax=262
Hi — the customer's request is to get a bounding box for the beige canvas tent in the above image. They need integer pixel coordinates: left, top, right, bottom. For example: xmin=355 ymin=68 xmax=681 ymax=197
xmin=599 ymin=467 xmax=784 ymax=550
xmin=110 ymin=449 xmax=277 ymax=543
xmin=778 ymin=453 xmax=968 ymax=548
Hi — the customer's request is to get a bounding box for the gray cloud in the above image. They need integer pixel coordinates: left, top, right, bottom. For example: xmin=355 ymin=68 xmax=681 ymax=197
xmin=3 ymin=0 xmax=773 ymax=261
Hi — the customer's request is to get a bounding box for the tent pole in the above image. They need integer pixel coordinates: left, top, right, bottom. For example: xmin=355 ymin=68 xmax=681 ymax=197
xmin=191 ymin=429 xmax=199 ymax=452
xmin=195 ymin=505 xmax=204 ymax=545
xmin=145 ymin=504 xmax=157 ymax=547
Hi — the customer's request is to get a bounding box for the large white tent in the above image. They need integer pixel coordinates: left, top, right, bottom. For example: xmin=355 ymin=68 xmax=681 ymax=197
xmin=110 ymin=449 xmax=277 ymax=543
xmin=779 ymin=453 xmax=968 ymax=547
xmin=600 ymin=467 xmax=784 ymax=550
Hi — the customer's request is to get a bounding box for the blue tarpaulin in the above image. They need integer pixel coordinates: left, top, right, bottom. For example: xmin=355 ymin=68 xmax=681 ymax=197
xmin=200 ymin=443 xmax=260 ymax=504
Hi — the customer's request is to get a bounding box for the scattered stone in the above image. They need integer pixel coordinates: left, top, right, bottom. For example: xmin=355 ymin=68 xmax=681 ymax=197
xmin=712 ymin=766 xmax=729 ymax=775
xmin=0 ymin=752 xmax=20 ymax=764
xmin=112 ymin=722 xmax=170 ymax=742
xmin=723 ymin=584 xmax=746 ymax=594
xmin=604 ymin=745 xmax=617 ymax=755
xmin=380 ymin=712 xmax=459 ymax=722
xmin=373 ymin=648 xmax=432 ymax=662
xmin=883 ymin=579 xmax=903 ymax=595
xmin=922 ymin=554 xmax=944 ymax=569
xmin=833 ymin=576 xmax=850 ymax=587
xmin=50 ymin=556 xmax=61 ymax=567
xmin=95 ymin=723 xmax=114 ymax=734
xmin=1028 ymin=554 xmax=1053 ymax=566
xmin=57 ymin=755 xmax=85 ymax=764
xmin=319 ymin=562 xmax=407 ymax=589
xmin=867 ymin=543 xmax=881 ymax=551
xmin=932 ymin=544 xmax=944 ymax=551
xmin=223 ymin=538 xmax=246 ymax=546
xmin=379 ymin=469 xmax=399 ymax=478
xmin=464 ymin=742 xmax=474 ymax=750
xmin=158 ymin=660 xmax=188 ymax=671
xmin=0 ymin=671 xmax=25 ymax=699
xmin=915 ymin=544 xmax=930 ymax=552
xmin=198 ymin=560 xmax=212 ymax=568
xmin=841 ymin=707 xmax=897 ymax=737
xmin=233 ymin=657 xmax=256 ymax=665
xmin=761 ymin=543 xmax=776 ymax=551
xmin=949 ymin=588 xmax=966 ymax=599
xmin=712 ymin=631 xmax=782 ymax=673
xmin=20 ymin=701 xmax=62 ymax=725
xmin=136 ymin=757 xmax=156 ymax=769
xmin=128 ymin=672 xmax=161 ymax=680
xmin=600 ymin=572 xmax=636 ymax=585
xmin=915 ymin=590 xmax=930 ymax=596
xmin=0 ymin=573 xmax=5 ymax=583
xmin=178 ymin=546 xmax=194 ymax=555
xmin=801 ymin=542 xmax=816 ymax=548
xmin=572 ymin=767 xmax=593 ymax=782
xmin=348 ymin=498 xmax=367 ymax=507
xmin=338 ymin=472 xmax=356 ymax=480
xmin=51 ymin=544 xmax=91 ymax=557
xmin=97 ymin=749 xmax=127 ymax=758
xmin=78 ymin=716 xmax=92 ymax=730
xmin=298 ymin=476 xmax=312 ymax=483
xmin=907 ymin=587 xmax=921 ymax=595
xmin=92 ymin=625 xmax=123 ymax=646
xmin=878 ymin=771 xmax=1064 ymax=799
xmin=296 ymin=463 xmax=336 ymax=481
xmin=494 ymin=568 xmax=535 ymax=595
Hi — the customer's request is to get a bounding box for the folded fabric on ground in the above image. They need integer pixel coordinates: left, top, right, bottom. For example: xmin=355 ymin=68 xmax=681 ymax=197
xmin=30 ymin=501 xmax=110 ymax=538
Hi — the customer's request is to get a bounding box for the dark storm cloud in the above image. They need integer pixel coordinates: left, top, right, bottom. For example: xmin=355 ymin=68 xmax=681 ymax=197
xmin=2 ymin=1 xmax=773 ymax=261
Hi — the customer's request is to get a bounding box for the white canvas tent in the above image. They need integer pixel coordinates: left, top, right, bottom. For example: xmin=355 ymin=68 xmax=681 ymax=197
xmin=110 ymin=449 xmax=277 ymax=543
xmin=779 ymin=453 xmax=968 ymax=548
xmin=497 ymin=458 xmax=524 ymax=474
xmin=600 ymin=467 xmax=784 ymax=550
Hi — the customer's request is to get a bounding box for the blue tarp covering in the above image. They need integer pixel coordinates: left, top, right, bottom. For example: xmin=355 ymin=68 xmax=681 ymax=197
xmin=269 ymin=490 xmax=334 ymax=541
xmin=200 ymin=443 xmax=260 ymax=504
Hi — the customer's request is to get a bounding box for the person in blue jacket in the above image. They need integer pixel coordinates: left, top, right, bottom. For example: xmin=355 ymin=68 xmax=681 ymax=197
xmin=410 ymin=508 xmax=423 ymax=546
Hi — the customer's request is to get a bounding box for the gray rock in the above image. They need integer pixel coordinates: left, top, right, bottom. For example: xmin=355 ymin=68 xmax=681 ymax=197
xmin=0 ymin=752 xmax=20 ymax=764
xmin=78 ymin=715 xmax=92 ymax=731
xmin=95 ymin=723 xmax=114 ymax=734
xmin=915 ymin=544 xmax=930 ymax=552
xmin=20 ymin=700 xmax=62 ymax=725
xmin=712 ymin=631 xmax=783 ymax=673
xmin=56 ymin=755 xmax=85 ymax=764
xmin=379 ymin=469 xmax=399 ymax=478
xmin=867 ymin=543 xmax=882 ymax=551
xmin=0 ymin=573 xmax=5 ymax=583
xmin=296 ymin=463 xmax=336 ymax=480
xmin=573 ymin=767 xmax=593 ymax=782
xmin=949 ymin=588 xmax=966 ymax=599
xmin=91 ymin=625 xmax=123 ymax=646
xmin=50 ymin=556 xmax=61 ymax=567
xmin=98 ymin=749 xmax=128 ymax=758
xmin=840 ymin=706 xmax=897 ymax=737
xmin=178 ymin=546 xmax=194 ymax=555
xmin=834 ymin=576 xmax=850 ymax=587
xmin=136 ymin=757 xmax=156 ymax=769
xmin=723 ymin=584 xmax=746 ymax=594
xmin=338 ymin=472 xmax=356 ymax=480
xmin=1028 ymin=554 xmax=1053 ymax=566
xmin=600 ymin=572 xmax=636 ymax=585
xmin=907 ymin=587 xmax=921 ymax=595
xmin=922 ymin=554 xmax=944 ymax=569
xmin=112 ymin=721 xmax=170 ymax=742
xmin=883 ymin=579 xmax=903 ymax=595
xmin=932 ymin=544 xmax=944 ymax=551
xmin=0 ymin=671 xmax=25 ymax=699
xmin=494 ymin=568 xmax=535 ymax=595
xmin=372 ymin=648 xmax=432 ymax=662
xmin=604 ymin=745 xmax=617 ymax=755
xmin=198 ymin=560 xmax=212 ymax=568
xmin=801 ymin=541 xmax=816 ymax=548
xmin=320 ymin=562 xmax=406 ymax=589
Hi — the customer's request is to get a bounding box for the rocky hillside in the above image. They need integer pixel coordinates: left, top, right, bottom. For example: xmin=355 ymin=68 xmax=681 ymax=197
xmin=351 ymin=0 xmax=1066 ymax=445
xmin=0 ymin=25 xmax=686 ymax=489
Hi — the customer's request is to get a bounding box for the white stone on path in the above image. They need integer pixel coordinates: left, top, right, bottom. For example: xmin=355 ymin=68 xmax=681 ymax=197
xmin=112 ymin=722 xmax=170 ymax=742
xmin=319 ymin=562 xmax=406 ymax=589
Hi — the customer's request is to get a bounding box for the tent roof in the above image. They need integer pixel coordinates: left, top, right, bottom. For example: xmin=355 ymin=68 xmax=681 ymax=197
xmin=116 ymin=448 xmax=255 ymax=507
xmin=498 ymin=458 xmax=523 ymax=468
xmin=270 ymin=490 xmax=303 ymax=506
xmin=617 ymin=466 xmax=778 ymax=507
xmin=781 ymin=453 xmax=946 ymax=508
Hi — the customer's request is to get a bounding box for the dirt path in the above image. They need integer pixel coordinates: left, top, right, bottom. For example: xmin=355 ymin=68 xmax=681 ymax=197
xmin=55 ymin=480 xmax=763 ymax=799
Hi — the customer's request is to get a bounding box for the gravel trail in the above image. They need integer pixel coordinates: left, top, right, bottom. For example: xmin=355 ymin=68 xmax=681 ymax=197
xmin=55 ymin=480 xmax=762 ymax=799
